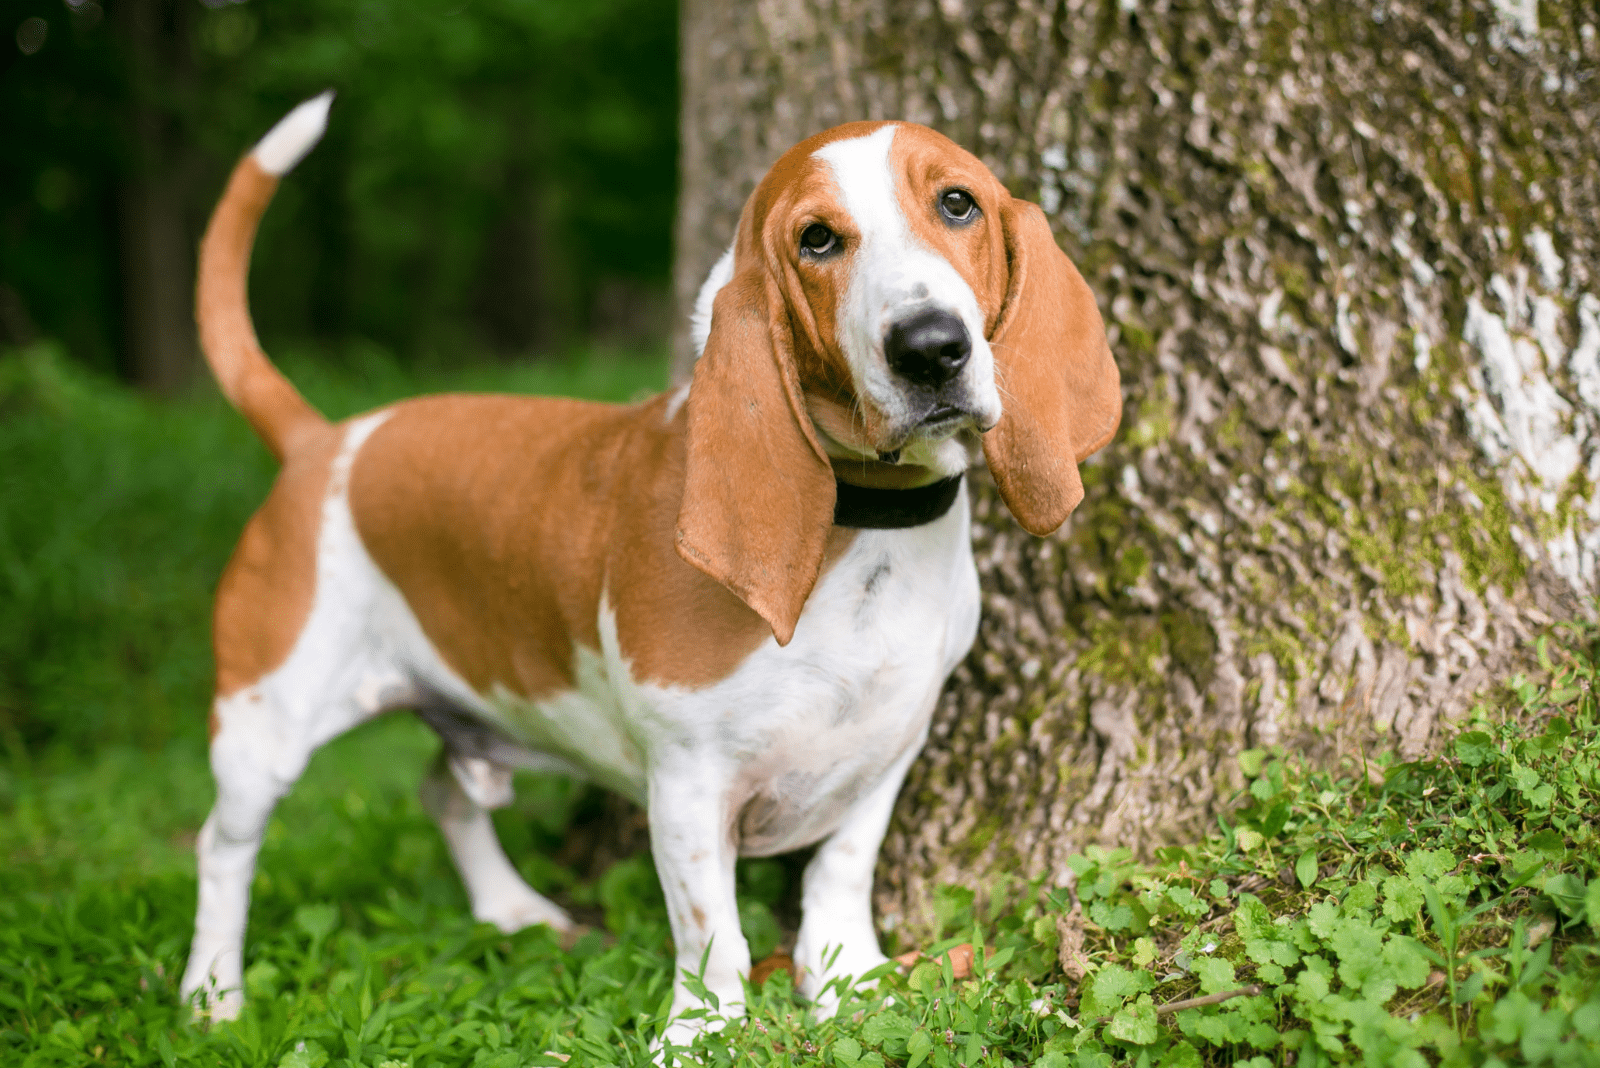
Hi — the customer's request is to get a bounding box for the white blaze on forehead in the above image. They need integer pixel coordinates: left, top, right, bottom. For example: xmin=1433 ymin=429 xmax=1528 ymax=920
xmin=814 ymin=125 xmax=907 ymax=250
xmin=815 ymin=126 xmax=923 ymax=439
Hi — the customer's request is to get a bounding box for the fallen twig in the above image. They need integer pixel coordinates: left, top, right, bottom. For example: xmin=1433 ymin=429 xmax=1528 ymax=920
xmin=1092 ymin=984 xmax=1264 ymax=1024
xmin=1152 ymin=984 xmax=1264 ymax=1016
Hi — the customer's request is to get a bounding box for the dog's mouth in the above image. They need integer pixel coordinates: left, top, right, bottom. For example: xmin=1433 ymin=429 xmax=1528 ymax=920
xmin=910 ymin=398 xmax=996 ymax=437
xmin=871 ymin=402 xmax=991 ymax=465
xmin=920 ymin=403 xmax=967 ymax=429
xmin=808 ymin=389 xmax=991 ymax=471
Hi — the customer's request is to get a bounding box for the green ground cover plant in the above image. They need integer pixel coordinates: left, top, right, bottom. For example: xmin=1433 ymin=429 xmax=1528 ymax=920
xmin=3 ymin=345 xmax=1599 ymax=1065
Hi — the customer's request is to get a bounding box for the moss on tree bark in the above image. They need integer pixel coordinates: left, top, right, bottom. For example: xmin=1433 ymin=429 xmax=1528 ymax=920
xmin=675 ymin=0 xmax=1599 ymax=931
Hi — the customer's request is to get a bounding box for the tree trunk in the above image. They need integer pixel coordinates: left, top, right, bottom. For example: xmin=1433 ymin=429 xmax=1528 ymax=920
xmin=676 ymin=0 xmax=1599 ymax=931
xmin=117 ymin=0 xmax=201 ymax=394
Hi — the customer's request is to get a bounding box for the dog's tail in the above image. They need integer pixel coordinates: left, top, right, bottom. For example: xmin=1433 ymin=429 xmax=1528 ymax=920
xmin=196 ymin=92 xmax=334 ymax=462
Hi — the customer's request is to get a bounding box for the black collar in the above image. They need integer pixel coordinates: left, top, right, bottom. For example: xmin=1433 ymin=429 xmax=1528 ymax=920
xmin=833 ymin=474 xmax=963 ymax=529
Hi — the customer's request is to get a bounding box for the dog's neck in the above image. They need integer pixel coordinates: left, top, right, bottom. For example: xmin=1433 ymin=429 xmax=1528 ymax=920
xmin=828 ymin=455 xmax=944 ymax=489
xmin=832 ymin=474 xmax=963 ymax=529
xmin=804 ymin=390 xmax=973 ymax=529
xmin=829 ymin=457 xmax=963 ymax=530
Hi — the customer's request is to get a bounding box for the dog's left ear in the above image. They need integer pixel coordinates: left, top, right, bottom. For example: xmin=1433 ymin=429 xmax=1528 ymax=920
xmin=675 ymin=267 xmax=836 ymax=646
xmin=983 ymin=198 xmax=1122 ymax=535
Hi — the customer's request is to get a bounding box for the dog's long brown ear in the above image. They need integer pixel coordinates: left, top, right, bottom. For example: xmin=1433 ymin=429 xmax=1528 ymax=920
xmin=983 ymin=199 xmax=1122 ymax=535
xmin=676 ymin=268 xmax=836 ymax=646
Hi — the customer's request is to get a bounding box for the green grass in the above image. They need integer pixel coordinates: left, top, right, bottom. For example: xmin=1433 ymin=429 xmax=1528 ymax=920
xmin=4 ymin=343 xmax=1600 ymax=1065
xmin=5 ymin=628 xmax=1599 ymax=1067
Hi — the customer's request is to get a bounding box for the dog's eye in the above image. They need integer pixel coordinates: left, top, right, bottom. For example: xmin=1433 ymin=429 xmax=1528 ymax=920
xmin=939 ymin=189 xmax=977 ymax=224
xmin=799 ymin=223 xmax=837 ymax=256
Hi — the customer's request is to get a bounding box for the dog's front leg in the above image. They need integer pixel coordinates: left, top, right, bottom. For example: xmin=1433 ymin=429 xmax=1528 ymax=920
xmin=793 ymin=741 xmax=922 ymax=1016
xmin=649 ymin=765 xmax=748 ymax=1049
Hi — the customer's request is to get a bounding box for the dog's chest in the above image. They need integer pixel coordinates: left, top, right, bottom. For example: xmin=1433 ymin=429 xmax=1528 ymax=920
xmin=482 ymin=492 xmax=981 ymax=854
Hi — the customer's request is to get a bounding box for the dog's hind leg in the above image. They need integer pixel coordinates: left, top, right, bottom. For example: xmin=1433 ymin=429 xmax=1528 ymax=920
xmin=182 ymin=412 xmax=406 ymax=1019
xmin=182 ymin=649 xmax=407 ymax=1019
xmin=180 ymin=682 xmax=365 ymax=1020
xmin=419 ymin=751 xmax=574 ymax=936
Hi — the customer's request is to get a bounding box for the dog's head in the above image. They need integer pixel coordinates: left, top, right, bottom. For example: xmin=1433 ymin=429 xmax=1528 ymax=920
xmin=676 ymin=122 xmax=1121 ymax=644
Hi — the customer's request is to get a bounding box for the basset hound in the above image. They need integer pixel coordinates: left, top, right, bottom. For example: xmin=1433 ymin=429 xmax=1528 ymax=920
xmin=179 ymin=92 xmax=1120 ymax=1042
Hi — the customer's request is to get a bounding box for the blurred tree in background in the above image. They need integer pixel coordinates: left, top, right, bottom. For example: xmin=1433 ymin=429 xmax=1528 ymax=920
xmin=0 ymin=0 xmax=678 ymax=390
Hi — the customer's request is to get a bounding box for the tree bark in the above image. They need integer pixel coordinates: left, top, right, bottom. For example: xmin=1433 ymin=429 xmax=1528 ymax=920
xmin=676 ymin=0 xmax=1599 ymax=931
xmin=116 ymin=0 xmax=202 ymax=394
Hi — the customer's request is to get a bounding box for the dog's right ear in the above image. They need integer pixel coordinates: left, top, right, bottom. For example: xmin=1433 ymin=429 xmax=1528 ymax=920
xmin=675 ymin=267 xmax=836 ymax=647
xmin=981 ymin=199 xmax=1121 ymax=535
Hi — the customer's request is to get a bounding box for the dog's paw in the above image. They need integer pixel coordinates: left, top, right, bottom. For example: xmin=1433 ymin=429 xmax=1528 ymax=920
xmin=794 ymin=942 xmax=890 ymax=1016
xmin=655 ymin=1002 xmax=740 ymax=1064
xmin=182 ymin=981 xmax=244 ymax=1025
xmin=658 ymin=1013 xmax=709 ymax=1055
xmin=180 ymin=949 xmax=244 ymax=1025
xmin=472 ymin=887 xmax=573 ymax=936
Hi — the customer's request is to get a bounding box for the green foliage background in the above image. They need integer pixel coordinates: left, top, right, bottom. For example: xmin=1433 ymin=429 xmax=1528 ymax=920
xmin=1 ymin=0 xmax=677 ymax=373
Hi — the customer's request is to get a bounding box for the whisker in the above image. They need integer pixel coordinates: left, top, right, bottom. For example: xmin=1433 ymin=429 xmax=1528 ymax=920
xmin=987 ymin=356 xmax=1016 ymax=405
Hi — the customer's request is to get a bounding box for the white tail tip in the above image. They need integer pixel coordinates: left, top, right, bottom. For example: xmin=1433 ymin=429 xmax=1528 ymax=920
xmin=252 ymin=90 xmax=335 ymax=177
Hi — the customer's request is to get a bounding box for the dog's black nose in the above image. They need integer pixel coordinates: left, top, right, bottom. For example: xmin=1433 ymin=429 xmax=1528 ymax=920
xmin=884 ymin=309 xmax=971 ymax=389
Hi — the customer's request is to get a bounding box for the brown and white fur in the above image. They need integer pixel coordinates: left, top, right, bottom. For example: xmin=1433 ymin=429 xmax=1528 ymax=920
xmin=179 ymin=93 xmax=1120 ymax=1042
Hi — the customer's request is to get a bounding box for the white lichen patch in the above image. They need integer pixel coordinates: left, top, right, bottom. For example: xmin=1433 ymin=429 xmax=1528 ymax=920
xmin=1490 ymin=0 xmax=1539 ymax=39
xmin=1459 ymin=264 xmax=1600 ymax=595
xmin=1529 ymin=227 xmax=1566 ymax=289
xmin=1572 ymin=295 xmax=1600 ymax=413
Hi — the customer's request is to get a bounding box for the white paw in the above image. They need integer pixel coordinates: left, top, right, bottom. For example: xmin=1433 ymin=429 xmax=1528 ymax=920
xmin=181 ymin=973 xmax=244 ymax=1023
xmin=656 ymin=998 xmax=740 ymax=1063
xmin=794 ymin=941 xmax=889 ymax=1015
xmin=180 ymin=949 xmax=243 ymax=1023
xmin=659 ymin=1012 xmax=713 ymax=1052
xmin=193 ymin=986 xmax=244 ymax=1023
xmin=473 ymin=886 xmax=573 ymax=935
